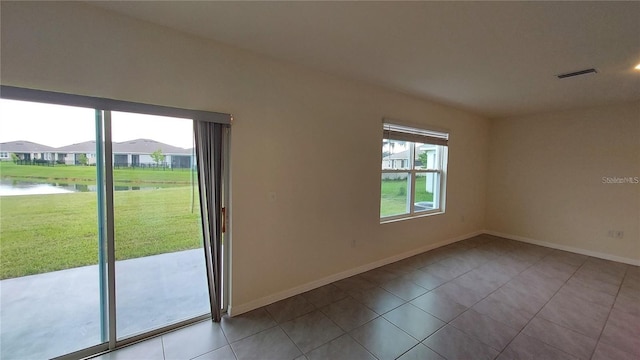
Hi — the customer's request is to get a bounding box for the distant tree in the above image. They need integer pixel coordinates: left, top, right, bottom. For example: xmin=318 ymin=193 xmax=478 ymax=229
xmin=78 ymin=154 xmax=88 ymax=166
xmin=151 ymin=149 xmax=165 ymax=166
xmin=418 ymin=151 xmax=429 ymax=168
xmin=10 ymin=153 xmax=19 ymax=162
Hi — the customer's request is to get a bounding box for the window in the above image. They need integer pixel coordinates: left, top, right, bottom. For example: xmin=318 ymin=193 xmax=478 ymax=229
xmin=380 ymin=122 xmax=448 ymax=221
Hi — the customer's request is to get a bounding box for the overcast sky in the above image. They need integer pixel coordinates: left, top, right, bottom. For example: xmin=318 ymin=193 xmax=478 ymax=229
xmin=0 ymin=99 xmax=194 ymax=148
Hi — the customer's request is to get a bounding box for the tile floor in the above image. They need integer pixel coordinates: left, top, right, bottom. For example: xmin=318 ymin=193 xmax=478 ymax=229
xmin=93 ymin=235 xmax=640 ymax=360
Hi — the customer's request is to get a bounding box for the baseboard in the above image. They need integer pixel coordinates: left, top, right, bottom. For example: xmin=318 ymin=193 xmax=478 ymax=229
xmin=228 ymin=230 xmax=483 ymax=316
xmin=484 ymin=230 xmax=640 ymax=266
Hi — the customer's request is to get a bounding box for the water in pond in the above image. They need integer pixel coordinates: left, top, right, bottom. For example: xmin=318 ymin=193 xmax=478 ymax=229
xmin=0 ymin=179 xmax=161 ymax=196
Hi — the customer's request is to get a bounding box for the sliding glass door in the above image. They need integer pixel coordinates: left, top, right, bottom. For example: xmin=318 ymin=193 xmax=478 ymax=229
xmin=110 ymin=111 xmax=210 ymax=339
xmin=0 ymin=88 xmax=230 ymax=360
xmin=0 ymin=100 xmax=104 ymax=359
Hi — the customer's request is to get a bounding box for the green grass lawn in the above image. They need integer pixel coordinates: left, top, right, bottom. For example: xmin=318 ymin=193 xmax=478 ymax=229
xmin=1 ymin=164 xmax=435 ymax=278
xmin=381 ymin=176 xmax=433 ymax=217
xmin=0 ymin=187 xmax=201 ymax=279
xmin=0 ymin=161 xmax=193 ymax=185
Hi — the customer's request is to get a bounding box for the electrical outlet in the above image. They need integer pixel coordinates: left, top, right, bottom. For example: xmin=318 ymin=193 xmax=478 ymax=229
xmin=608 ymin=230 xmax=625 ymax=239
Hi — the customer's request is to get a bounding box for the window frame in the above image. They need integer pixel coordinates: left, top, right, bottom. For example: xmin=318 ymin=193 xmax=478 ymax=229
xmin=380 ymin=122 xmax=448 ymax=223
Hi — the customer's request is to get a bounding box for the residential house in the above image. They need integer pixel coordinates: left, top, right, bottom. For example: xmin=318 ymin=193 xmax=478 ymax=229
xmin=382 ymin=145 xmax=437 ymax=170
xmin=55 ymin=140 xmax=98 ymax=165
xmin=1 ymin=139 xmax=194 ymax=168
xmin=112 ymin=138 xmax=193 ymax=168
xmin=0 ymin=140 xmax=56 ymax=161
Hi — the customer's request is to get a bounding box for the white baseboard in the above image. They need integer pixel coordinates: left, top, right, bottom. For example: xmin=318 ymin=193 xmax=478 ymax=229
xmin=228 ymin=230 xmax=483 ymax=316
xmin=484 ymin=230 xmax=640 ymax=266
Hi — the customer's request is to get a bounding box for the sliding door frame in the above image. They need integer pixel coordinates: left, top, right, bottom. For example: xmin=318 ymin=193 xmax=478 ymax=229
xmin=221 ymin=126 xmax=231 ymax=312
xmin=103 ymin=111 xmax=117 ymax=349
xmin=1 ymin=86 xmax=231 ymax=360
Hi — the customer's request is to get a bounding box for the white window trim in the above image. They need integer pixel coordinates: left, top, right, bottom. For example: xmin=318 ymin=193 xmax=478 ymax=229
xmin=380 ymin=122 xmax=448 ymax=223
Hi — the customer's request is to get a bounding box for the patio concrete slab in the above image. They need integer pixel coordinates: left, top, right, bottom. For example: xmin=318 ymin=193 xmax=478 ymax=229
xmin=0 ymin=249 xmax=210 ymax=360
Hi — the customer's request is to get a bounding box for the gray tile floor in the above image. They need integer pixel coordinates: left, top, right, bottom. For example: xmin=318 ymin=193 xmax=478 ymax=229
xmin=94 ymin=235 xmax=640 ymax=360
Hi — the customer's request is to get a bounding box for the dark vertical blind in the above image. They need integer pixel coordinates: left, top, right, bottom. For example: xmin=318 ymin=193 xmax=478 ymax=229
xmin=193 ymin=121 xmax=226 ymax=321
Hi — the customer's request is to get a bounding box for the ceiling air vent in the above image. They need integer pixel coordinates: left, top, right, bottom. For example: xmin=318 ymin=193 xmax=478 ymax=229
xmin=556 ymin=68 xmax=597 ymax=79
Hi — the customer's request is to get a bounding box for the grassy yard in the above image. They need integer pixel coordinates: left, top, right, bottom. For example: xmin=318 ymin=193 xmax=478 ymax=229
xmin=0 ymin=187 xmax=201 ymax=279
xmin=0 ymin=161 xmax=193 ymax=185
xmin=1 ymin=163 xmax=435 ymax=278
xmin=381 ymin=176 xmax=433 ymax=217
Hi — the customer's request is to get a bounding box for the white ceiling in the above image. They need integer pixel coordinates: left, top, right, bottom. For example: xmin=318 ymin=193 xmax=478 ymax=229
xmin=91 ymin=1 xmax=640 ymax=118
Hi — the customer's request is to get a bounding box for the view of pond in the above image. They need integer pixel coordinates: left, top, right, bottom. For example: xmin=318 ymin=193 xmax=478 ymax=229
xmin=0 ymin=180 xmax=162 ymax=196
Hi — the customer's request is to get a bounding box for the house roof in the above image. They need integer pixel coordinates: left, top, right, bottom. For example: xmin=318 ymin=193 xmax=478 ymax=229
xmin=0 ymin=139 xmax=192 ymax=155
xmin=56 ymin=141 xmax=97 ymax=153
xmin=113 ymin=139 xmax=191 ymax=155
xmin=0 ymin=140 xmax=56 ymax=153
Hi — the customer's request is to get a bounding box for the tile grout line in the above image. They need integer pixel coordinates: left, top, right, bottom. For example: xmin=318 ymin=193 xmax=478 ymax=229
xmin=481 ymin=249 xmax=564 ymax=358
xmin=418 ymin=238 xmax=530 ymax=358
xmin=299 ymin=306 xmax=349 ymax=358
xmin=212 ymin=318 xmax=236 ymax=360
xmin=221 ymin=306 xmax=283 ymax=359
xmin=343 ymin=331 xmax=381 ymax=360
xmin=345 ymin=274 xmax=444 ymax=359
xmin=358 ymin=244 xmax=476 ymax=354
xmin=536 ymin=258 xmax=630 ymax=359
xmin=433 ymin=248 xmax=528 ymax=357
xmin=277 ymin=299 xmax=318 ymax=359
xmin=398 ymin=240 xmax=487 ymax=358
xmin=278 ymin=320 xmax=306 ymax=360
xmin=587 ymin=264 xmax=628 ymax=360
xmin=417 ymin=239 xmax=506 ymax=358
xmin=340 ymin=315 xmax=386 ymax=360
xmin=494 ymin=253 xmax=589 ymax=359
xmin=280 ymin=297 xmax=375 ymax=359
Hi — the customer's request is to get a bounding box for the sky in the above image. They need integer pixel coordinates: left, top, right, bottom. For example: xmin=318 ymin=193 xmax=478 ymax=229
xmin=0 ymin=99 xmax=195 ymax=148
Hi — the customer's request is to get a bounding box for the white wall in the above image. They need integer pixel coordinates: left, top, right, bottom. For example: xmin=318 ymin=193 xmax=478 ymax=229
xmin=139 ymin=154 xmax=154 ymax=164
xmin=486 ymin=102 xmax=640 ymax=264
xmin=1 ymin=2 xmax=489 ymax=313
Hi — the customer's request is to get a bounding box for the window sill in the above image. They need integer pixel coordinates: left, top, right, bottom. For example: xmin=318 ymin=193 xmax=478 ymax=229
xmin=380 ymin=210 xmax=445 ymax=224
